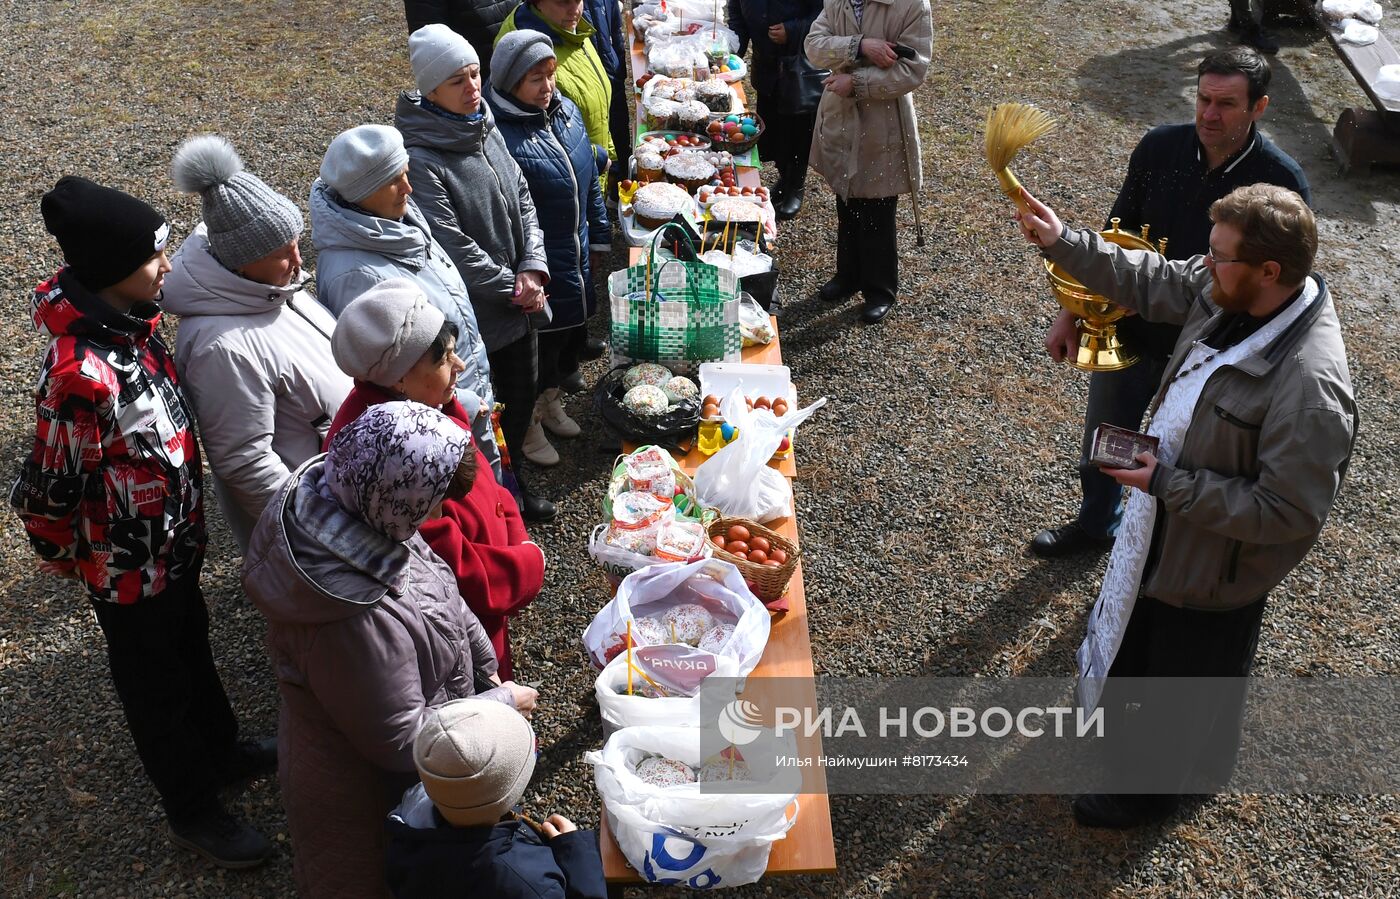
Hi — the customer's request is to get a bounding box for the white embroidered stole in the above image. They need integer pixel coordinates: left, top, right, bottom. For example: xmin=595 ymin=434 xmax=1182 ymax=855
xmin=1077 ymin=278 xmax=1318 ymax=710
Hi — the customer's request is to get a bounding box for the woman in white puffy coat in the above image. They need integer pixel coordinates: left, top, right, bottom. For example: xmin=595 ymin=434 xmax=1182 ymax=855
xmin=164 ymin=136 xmax=352 ymax=550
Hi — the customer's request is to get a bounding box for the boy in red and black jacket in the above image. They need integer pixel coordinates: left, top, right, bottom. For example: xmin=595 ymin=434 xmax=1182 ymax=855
xmin=10 ymin=176 xmax=273 ymax=869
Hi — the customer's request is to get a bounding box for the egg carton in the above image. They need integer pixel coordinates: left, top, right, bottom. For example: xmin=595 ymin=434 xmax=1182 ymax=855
xmin=697 ymin=362 xmax=797 ymax=410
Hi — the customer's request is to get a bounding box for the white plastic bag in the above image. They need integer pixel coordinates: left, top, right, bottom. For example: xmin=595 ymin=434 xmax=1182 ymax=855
xmin=647 ymin=27 xmax=741 ymax=61
xmin=694 ymin=391 xmax=826 ymax=522
xmin=595 ymin=648 xmax=744 ymax=734
xmin=1339 ymin=17 xmax=1379 ymax=43
xmin=586 ymin=725 xmax=801 ymax=888
xmin=701 ymin=241 xmax=773 ymax=280
xmin=1376 ymin=64 xmax=1400 ymax=102
xmin=737 ymin=294 xmax=775 ymax=346
xmin=588 ymin=522 xmax=675 ymax=583
xmin=647 ymin=40 xmax=708 ymax=77
xmin=582 ymin=558 xmax=770 ymax=671
xmin=1318 ymin=0 xmax=1381 ymax=22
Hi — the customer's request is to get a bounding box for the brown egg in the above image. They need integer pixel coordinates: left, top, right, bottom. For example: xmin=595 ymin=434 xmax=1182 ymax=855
xmin=754 ymin=396 xmax=771 ymax=410
xmin=702 ymin=394 xmax=720 ymax=407
xmin=762 ymin=559 xmax=783 ymax=568
xmin=726 ymin=540 xmax=749 ymax=555
xmin=712 ymin=535 xmax=726 ymax=550
xmin=747 ymin=548 xmax=768 ymax=564
xmin=769 ymin=548 xmax=788 ymax=565
xmin=702 ymin=402 xmax=721 ymax=419
xmin=772 ymin=399 xmax=789 ymax=416
xmin=726 ymin=524 xmax=751 ymax=542
xmin=749 ymin=536 xmax=770 ymax=553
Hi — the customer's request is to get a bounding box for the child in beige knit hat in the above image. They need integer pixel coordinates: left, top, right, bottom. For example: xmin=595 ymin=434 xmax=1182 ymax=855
xmin=385 ymin=699 xmax=607 ymax=898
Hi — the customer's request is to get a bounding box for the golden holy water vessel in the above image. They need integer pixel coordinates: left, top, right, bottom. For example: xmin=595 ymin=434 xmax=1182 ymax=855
xmin=982 ymin=103 xmax=1169 ymax=371
xmin=1043 ymin=218 xmax=1166 ymax=372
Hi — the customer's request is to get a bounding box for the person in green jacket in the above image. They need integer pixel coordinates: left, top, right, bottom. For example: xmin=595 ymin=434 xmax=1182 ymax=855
xmin=496 ymin=0 xmax=614 ymax=189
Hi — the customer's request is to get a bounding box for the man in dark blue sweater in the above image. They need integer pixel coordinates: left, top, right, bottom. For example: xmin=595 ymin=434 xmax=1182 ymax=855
xmin=1030 ymin=47 xmax=1310 ymax=559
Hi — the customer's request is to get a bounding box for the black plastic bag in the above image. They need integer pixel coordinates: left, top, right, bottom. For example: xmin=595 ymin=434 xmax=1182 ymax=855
xmin=593 ymin=365 xmax=700 ymax=450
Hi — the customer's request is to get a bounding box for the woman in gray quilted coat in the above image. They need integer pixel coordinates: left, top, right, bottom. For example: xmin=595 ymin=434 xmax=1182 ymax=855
xmin=241 ymin=402 xmax=538 ymax=898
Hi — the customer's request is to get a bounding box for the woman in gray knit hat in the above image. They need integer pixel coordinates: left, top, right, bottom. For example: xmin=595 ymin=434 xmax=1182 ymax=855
xmin=394 ymin=23 xmax=559 ymax=523
xmin=165 ymin=134 xmax=352 ymax=550
xmin=486 ymin=30 xmax=610 ymax=454
xmin=309 ymin=122 xmax=504 ymax=490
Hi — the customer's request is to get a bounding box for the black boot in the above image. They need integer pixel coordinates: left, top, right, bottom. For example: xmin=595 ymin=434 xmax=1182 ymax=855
xmin=775 ymin=158 xmax=804 ymax=220
xmin=776 ymin=186 xmax=804 ymax=221
xmin=849 ymin=196 xmax=899 ymax=324
xmin=558 ymin=370 xmax=587 ymax=394
xmin=819 ymin=278 xmax=856 ymax=304
xmin=168 ymin=806 xmax=273 ymax=869
xmin=1237 ymin=22 xmax=1279 ymax=53
xmin=219 ymin=737 xmax=277 ymax=789
xmin=772 ymin=160 xmax=789 ymax=206
xmin=1227 ymin=3 xmax=1278 ymax=53
xmin=580 ymin=335 xmax=607 ymax=360
xmin=520 ymin=489 xmax=557 ymax=522
xmin=824 ymin=196 xmax=862 ymax=304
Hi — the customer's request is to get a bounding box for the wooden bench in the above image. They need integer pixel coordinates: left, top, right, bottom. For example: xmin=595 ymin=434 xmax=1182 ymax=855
xmin=1313 ymin=12 xmax=1400 ymax=173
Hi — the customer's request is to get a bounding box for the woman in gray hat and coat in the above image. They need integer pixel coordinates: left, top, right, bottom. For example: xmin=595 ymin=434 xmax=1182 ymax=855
xmin=396 ymin=24 xmax=558 ymax=522
xmin=310 ymin=123 xmax=502 ymax=484
xmin=486 ymin=30 xmax=611 ymax=463
xmin=242 ymin=401 xmax=538 ymax=899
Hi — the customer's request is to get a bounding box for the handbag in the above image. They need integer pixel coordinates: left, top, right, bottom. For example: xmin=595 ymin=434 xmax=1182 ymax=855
xmin=771 ymin=51 xmax=829 ymax=114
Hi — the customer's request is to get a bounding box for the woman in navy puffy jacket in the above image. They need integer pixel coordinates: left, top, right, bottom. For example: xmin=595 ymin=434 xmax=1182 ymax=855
xmin=487 ymin=29 xmax=610 ymax=449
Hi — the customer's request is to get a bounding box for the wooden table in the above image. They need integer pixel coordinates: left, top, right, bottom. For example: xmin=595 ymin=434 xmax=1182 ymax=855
xmin=1315 ymin=14 xmax=1400 ymax=173
xmin=601 ymin=327 xmax=838 ymax=883
xmin=602 ymin=39 xmax=835 ymax=872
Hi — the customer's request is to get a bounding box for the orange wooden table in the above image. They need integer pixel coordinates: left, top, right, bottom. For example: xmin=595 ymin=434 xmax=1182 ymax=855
xmin=603 ymin=321 xmax=836 ymax=882
xmin=600 ymin=30 xmax=834 ymax=885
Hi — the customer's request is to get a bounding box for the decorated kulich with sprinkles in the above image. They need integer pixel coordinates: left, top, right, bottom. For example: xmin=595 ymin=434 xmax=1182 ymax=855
xmin=635 ymin=756 xmax=696 ymax=787
xmin=631 ymin=182 xmax=693 ymax=230
xmin=663 ymin=603 xmax=715 ymax=645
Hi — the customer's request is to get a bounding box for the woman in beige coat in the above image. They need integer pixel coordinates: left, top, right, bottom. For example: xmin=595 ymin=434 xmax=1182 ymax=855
xmin=804 ymin=0 xmax=931 ymax=323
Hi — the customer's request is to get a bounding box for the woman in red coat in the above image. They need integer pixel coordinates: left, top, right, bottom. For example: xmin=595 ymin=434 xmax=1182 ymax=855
xmin=324 ymin=278 xmax=544 ymax=678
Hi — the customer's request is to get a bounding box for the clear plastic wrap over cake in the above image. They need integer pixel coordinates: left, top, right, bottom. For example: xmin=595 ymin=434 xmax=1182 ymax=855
xmin=582 ymin=558 xmax=770 ymax=675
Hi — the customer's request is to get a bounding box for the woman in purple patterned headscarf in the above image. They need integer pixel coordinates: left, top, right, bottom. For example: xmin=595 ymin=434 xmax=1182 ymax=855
xmin=242 ymin=402 xmax=539 ymax=899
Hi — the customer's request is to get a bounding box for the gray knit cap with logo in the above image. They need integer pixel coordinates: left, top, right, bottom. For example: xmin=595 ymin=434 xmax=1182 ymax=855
xmin=171 ymin=134 xmax=304 ymax=271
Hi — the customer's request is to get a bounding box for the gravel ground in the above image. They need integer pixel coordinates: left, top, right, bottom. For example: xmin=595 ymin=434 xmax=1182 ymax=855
xmin=1 ymin=0 xmax=1397 ymax=895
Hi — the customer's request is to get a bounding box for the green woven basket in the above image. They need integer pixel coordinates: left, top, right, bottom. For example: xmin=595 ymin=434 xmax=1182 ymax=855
xmin=608 ymin=223 xmax=742 ymax=377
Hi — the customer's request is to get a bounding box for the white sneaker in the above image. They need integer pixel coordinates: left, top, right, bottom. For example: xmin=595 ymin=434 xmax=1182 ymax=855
xmin=539 ymin=388 xmax=581 ymax=438
xmin=522 ymin=418 xmax=560 ymax=466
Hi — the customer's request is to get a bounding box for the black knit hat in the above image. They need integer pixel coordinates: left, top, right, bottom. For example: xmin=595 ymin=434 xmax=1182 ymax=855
xmin=41 ymin=176 xmax=171 ymax=290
